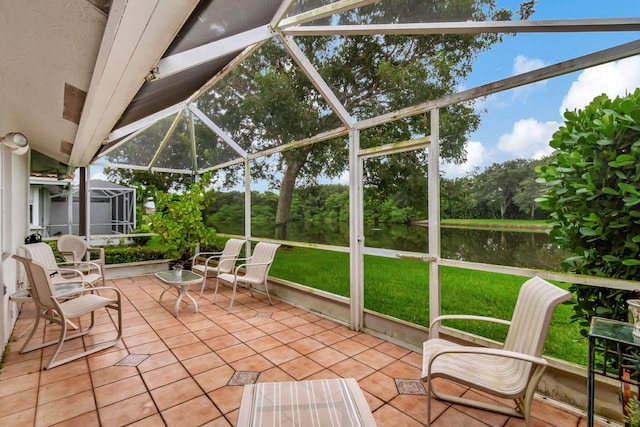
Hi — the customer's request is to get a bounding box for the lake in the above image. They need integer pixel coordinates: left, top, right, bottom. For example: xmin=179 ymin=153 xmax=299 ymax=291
xmin=213 ymin=221 xmax=568 ymax=271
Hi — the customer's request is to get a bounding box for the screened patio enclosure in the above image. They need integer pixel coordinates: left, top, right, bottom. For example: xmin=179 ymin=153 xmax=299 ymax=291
xmin=30 ymin=178 xmax=136 ymax=237
xmin=91 ymin=0 xmax=640 ymax=332
xmin=2 ymin=0 xmax=639 ymax=420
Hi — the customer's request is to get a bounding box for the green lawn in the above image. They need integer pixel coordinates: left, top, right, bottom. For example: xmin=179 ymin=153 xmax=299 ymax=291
xmin=269 ymin=246 xmax=587 ymax=366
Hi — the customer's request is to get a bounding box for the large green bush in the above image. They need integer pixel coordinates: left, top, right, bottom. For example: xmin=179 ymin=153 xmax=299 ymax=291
xmin=536 ymin=89 xmax=640 ymax=333
xmin=150 ymin=172 xmax=218 ymax=263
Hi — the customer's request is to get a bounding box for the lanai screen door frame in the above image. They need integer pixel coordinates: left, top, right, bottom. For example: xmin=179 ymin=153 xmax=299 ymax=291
xmin=349 ymin=109 xmax=441 ymax=330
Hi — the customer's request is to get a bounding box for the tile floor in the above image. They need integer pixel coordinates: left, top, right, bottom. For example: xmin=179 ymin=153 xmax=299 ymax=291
xmin=0 ymin=274 xmax=605 ymax=426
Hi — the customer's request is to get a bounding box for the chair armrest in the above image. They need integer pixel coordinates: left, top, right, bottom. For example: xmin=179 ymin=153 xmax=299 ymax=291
xmin=429 ymin=314 xmax=511 ymax=339
xmin=58 ymin=250 xmax=77 ymax=264
xmin=57 ymin=260 xmax=102 ymax=275
xmin=55 ymin=285 xmax=122 ymax=301
xmin=87 ymin=247 xmax=105 ymax=263
xmin=233 ymin=261 xmax=272 ymax=275
xmin=49 ymin=267 xmax=86 ymax=280
xmin=193 ymin=251 xmax=222 ymax=260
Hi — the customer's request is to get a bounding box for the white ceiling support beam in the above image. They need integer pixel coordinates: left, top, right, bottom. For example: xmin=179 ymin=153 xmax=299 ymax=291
xmin=200 ymin=157 xmax=246 ymax=174
xmin=278 ymin=0 xmax=380 ymax=29
xmin=356 ymin=39 xmax=640 ymax=131
xmin=72 ymin=0 xmax=199 ymax=165
xmin=188 ymin=105 xmax=248 ymax=158
xmin=148 ymin=166 xmax=194 ymax=174
xmin=91 ymin=162 xmax=188 ymax=174
xmin=90 ymin=162 xmax=149 ymax=171
xmin=148 ymin=110 xmax=185 ymax=170
xmin=279 ymin=35 xmax=354 ymax=128
xmin=270 ymin=0 xmax=298 ymax=28
xmin=153 ymin=25 xmax=275 ymax=81
xmin=248 ymin=126 xmax=350 ymax=160
xmin=107 ymin=101 xmax=187 ymax=143
xmin=359 ymin=136 xmax=430 ymax=160
xmin=189 ymin=110 xmax=198 ymax=173
xmin=283 ymin=18 xmax=640 ymax=37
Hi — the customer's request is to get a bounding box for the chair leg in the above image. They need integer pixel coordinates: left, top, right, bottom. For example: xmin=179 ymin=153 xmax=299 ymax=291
xmin=428 ymin=381 xmax=524 ymax=420
xmin=19 ymin=309 xmax=44 ymax=354
xmin=212 ymin=278 xmax=220 ymax=303
xmin=227 ymin=278 xmax=238 ymax=313
xmin=264 ymin=279 xmax=273 ymax=305
xmin=199 ymin=275 xmax=207 ymax=297
xmin=427 ymin=377 xmax=433 ymax=427
xmin=45 ymin=313 xmax=70 ymax=369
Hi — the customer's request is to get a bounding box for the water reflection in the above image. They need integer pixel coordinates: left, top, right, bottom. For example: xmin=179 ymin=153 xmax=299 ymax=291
xmin=213 ymin=221 xmax=568 ymax=271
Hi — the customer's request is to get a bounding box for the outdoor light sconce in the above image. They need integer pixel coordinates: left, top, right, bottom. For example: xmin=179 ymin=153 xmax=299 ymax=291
xmin=1 ymin=132 xmax=29 ymax=155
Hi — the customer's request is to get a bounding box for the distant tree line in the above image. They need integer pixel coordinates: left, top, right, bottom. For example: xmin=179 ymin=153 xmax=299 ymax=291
xmin=203 ymin=156 xmax=551 ymax=226
xmin=443 ymin=157 xmax=550 ymax=220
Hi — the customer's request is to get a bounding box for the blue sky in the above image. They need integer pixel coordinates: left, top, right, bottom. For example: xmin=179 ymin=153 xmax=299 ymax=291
xmin=441 ymin=0 xmax=640 ymax=177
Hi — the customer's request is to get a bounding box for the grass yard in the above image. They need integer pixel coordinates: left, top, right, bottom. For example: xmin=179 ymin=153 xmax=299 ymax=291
xmin=441 ymin=218 xmax=549 ymax=231
xmin=269 ymin=246 xmax=587 ymax=366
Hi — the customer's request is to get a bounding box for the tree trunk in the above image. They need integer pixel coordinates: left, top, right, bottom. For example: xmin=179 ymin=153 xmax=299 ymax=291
xmin=275 ymin=152 xmax=308 ymax=240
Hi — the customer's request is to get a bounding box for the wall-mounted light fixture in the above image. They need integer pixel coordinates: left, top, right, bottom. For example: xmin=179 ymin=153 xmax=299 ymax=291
xmin=1 ymin=132 xmax=29 ymax=155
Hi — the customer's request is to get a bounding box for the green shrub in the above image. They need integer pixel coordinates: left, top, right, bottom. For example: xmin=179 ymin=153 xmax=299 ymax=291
xmin=536 ymin=89 xmax=640 ymax=334
xmin=104 ymin=247 xmax=166 ymax=264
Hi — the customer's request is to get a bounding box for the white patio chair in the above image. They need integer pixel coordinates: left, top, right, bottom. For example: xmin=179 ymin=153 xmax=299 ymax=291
xmin=191 ymin=238 xmax=245 ymax=296
xmin=12 ymin=254 xmax=123 ymax=370
xmin=57 ymin=234 xmax=105 ymax=283
xmin=215 ymin=242 xmax=280 ymax=312
xmin=22 ymin=242 xmax=103 ymax=287
xmin=421 ymin=276 xmax=571 ymax=427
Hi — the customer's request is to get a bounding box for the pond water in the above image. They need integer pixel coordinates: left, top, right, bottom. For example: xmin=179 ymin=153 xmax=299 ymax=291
xmin=213 ymin=221 xmax=568 ymax=271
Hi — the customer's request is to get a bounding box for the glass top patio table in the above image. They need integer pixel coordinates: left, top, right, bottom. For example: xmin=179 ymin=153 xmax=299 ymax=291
xmin=10 ymin=282 xmax=85 ymax=303
xmin=155 ymin=270 xmax=202 ymax=317
xmin=155 ymin=269 xmax=202 ymax=283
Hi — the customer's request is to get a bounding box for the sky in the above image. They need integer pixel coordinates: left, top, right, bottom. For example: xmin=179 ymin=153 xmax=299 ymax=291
xmin=440 ymin=0 xmax=640 ymax=178
xmin=90 ymin=0 xmax=640 ymax=187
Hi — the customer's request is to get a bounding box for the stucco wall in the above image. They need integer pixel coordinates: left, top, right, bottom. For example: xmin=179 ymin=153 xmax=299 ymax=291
xmin=0 ymin=147 xmax=30 ymax=350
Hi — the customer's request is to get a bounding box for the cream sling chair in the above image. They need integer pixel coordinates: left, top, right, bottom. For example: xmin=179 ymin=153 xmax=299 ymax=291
xmin=191 ymin=238 xmax=245 ymax=296
xmin=57 ymin=234 xmax=105 ymax=284
xmin=22 ymin=242 xmax=103 ymax=287
xmin=12 ymin=255 xmax=123 ymax=370
xmin=421 ymin=276 xmax=571 ymax=427
xmin=214 ymin=242 xmax=280 ymax=313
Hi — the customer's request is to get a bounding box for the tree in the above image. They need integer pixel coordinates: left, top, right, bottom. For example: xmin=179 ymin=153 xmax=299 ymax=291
xmin=536 ymin=89 xmax=640 ymax=333
xmin=475 ymin=159 xmax=537 ymax=219
xmin=195 ymin=1 xmax=534 ymax=237
xmin=512 ymin=177 xmax=542 ymax=219
xmin=441 ymin=175 xmax=478 ymax=219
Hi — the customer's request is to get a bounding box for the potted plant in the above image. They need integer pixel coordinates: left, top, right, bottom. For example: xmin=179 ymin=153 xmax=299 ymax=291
xmin=150 ymin=172 xmax=217 ymax=269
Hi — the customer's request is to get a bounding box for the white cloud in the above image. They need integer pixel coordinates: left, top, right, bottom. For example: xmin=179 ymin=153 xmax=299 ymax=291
xmin=560 ymin=56 xmax=640 ymax=113
xmin=441 ymin=141 xmax=487 ymax=178
xmin=497 ymin=118 xmax=559 ymax=159
xmin=91 ymin=170 xmax=107 ymax=181
xmin=513 ymin=55 xmax=546 ymax=75
xmin=487 ymin=55 xmax=548 ymax=109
